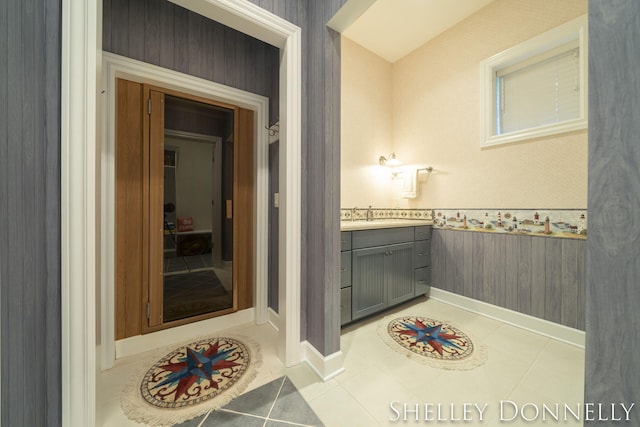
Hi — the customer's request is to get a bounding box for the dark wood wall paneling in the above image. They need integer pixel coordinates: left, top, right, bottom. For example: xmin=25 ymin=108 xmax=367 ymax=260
xmin=115 ymin=79 xmax=144 ymax=339
xmin=586 ymin=0 xmax=640 ymax=415
xmin=102 ymin=0 xmax=281 ymax=124
xmin=432 ymin=230 xmax=586 ymax=330
xmin=1 ymin=0 xmax=62 ymax=425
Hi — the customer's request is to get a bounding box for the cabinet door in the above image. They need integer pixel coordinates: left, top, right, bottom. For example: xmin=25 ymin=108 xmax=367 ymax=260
xmin=352 ymin=246 xmax=387 ymax=320
xmin=387 ymin=242 xmax=415 ymax=307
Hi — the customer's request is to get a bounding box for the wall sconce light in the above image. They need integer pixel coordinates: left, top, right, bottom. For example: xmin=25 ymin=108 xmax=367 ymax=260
xmin=379 ymin=153 xmax=401 ymax=166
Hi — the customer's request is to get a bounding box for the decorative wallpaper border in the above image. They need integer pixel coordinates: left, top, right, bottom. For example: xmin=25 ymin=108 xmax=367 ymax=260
xmin=341 ymin=208 xmax=587 ymax=239
xmin=340 ymin=208 xmax=432 ymax=222
xmin=433 ymin=209 xmax=587 ymax=239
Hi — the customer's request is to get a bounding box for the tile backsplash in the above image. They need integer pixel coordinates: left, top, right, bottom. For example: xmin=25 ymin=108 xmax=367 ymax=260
xmin=341 ymin=207 xmax=587 ymax=239
xmin=340 ymin=208 xmax=432 ymax=222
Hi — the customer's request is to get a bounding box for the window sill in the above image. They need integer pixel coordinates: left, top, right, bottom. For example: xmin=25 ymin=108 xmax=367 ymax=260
xmin=481 ymin=118 xmax=587 ymax=148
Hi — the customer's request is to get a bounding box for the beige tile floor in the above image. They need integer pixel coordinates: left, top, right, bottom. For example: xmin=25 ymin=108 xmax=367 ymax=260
xmin=98 ymin=297 xmax=585 ymax=426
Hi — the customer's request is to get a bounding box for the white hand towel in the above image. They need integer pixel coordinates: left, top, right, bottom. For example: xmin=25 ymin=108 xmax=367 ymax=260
xmin=401 ymin=169 xmax=417 ymax=199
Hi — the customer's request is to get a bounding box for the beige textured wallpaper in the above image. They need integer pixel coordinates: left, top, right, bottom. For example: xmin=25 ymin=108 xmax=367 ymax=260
xmin=391 ymin=0 xmax=588 ymax=209
xmin=341 ymin=0 xmax=588 ymax=209
xmin=341 ymin=37 xmax=395 ymax=208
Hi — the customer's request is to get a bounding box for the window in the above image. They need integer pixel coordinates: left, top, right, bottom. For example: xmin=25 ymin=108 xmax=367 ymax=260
xmin=481 ymin=16 xmax=587 ymax=147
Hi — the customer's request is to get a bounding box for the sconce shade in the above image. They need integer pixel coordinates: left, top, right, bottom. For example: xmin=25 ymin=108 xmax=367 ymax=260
xmin=379 ymin=153 xmax=401 ymax=166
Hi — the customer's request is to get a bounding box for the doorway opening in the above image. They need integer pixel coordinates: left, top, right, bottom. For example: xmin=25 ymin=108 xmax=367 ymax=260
xmin=65 ymin=0 xmax=303 ymax=421
xmin=115 ymin=79 xmax=255 ymax=338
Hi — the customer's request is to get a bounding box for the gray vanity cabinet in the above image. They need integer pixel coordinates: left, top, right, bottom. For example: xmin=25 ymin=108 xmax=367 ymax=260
xmin=351 ymin=227 xmax=417 ymax=321
xmin=414 ymin=225 xmax=432 ymax=297
xmin=341 ymin=225 xmax=432 ymax=325
xmin=340 ymin=232 xmax=352 ymax=325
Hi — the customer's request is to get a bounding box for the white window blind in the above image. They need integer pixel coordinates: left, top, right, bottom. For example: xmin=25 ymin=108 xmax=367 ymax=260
xmin=496 ymin=44 xmax=580 ymax=135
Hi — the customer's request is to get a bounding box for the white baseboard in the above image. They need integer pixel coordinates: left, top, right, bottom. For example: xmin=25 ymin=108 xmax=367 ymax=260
xmin=115 ymin=308 xmax=256 ymax=359
xmin=267 ymin=307 xmax=280 ymax=332
xmin=301 ymin=341 xmax=345 ymax=382
xmin=428 ymin=288 xmax=585 ymax=348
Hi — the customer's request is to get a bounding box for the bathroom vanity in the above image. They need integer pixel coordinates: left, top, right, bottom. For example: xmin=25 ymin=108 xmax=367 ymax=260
xmin=340 ymin=220 xmax=432 ymax=325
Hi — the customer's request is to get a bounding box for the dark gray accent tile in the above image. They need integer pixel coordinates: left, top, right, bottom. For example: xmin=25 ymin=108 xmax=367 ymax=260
xmin=172 ymin=412 xmax=210 ymax=427
xmin=269 ymin=378 xmax=324 ymax=426
xmin=221 ymin=377 xmax=284 ymax=417
xmin=170 ymin=376 xmax=323 ymax=427
xmin=201 ymin=410 xmax=266 ymax=427
xmin=266 ymin=421 xmax=318 ymax=427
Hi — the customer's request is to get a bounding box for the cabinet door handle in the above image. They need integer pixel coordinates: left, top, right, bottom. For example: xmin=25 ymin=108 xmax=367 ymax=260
xmin=417 ymin=280 xmax=427 ymax=284
xmin=340 ymin=268 xmax=346 ymax=272
xmin=418 ymin=252 xmax=425 ymax=256
xmin=388 ymin=251 xmax=393 ymax=255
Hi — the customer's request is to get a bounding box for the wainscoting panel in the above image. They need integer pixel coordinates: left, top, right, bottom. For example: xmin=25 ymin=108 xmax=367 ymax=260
xmin=432 ymin=229 xmax=586 ymax=331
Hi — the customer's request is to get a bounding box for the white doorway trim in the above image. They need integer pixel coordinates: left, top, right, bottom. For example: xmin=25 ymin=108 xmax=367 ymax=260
xmin=61 ymin=1 xmax=98 ymax=426
xmin=62 ymin=0 xmax=302 ymax=425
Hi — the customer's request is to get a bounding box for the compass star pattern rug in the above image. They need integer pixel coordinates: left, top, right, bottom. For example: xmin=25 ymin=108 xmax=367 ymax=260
xmin=122 ymin=336 xmax=262 ymax=426
xmin=379 ymin=315 xmax=487 ymax=370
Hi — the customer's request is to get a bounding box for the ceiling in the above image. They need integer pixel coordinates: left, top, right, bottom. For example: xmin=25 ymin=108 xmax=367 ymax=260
xmin=342 ymin=0 xmax=495 ymax=63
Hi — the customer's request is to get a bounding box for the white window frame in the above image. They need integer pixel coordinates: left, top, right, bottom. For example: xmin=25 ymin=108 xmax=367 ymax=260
xmin=480 ymin=15 xmax=588 ymax=148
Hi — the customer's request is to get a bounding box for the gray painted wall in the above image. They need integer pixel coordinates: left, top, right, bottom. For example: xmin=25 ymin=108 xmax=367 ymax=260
xmin=303 ymin=0 xmax=344 ymax=356
xmin=585 ymin=1 xmax=640 ymax=419
xmin=0 ymin=0 xmax=62 ymax=425
xmin=102 ymin=0 xmax=280 ymax=123
xmin=432 ymin=230 xmax=586 ymax=330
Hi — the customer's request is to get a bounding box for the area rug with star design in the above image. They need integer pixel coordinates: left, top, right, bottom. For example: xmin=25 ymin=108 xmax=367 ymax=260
xmin=121 ymin=335 xmax=261 ymax=426
xmin=379 ymin=315 xmax=487 ymax=370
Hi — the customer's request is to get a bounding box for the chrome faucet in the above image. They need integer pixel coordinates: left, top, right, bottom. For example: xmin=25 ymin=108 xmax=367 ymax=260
xmin=367 ymin=205 xmax=374 ymax=221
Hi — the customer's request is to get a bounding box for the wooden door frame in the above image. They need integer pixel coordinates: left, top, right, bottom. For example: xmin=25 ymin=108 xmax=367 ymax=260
xmin=103 ymin=53 xmax=271 ymax=359
xmin=115 ymin=82 xmax=244 ymax=337
xmin=142 ymin=84 xmax=245 ymax=333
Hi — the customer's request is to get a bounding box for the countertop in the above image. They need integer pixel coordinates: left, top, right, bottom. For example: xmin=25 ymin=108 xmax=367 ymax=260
xmin=340 ymin=219 xmax=433 ymax=231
